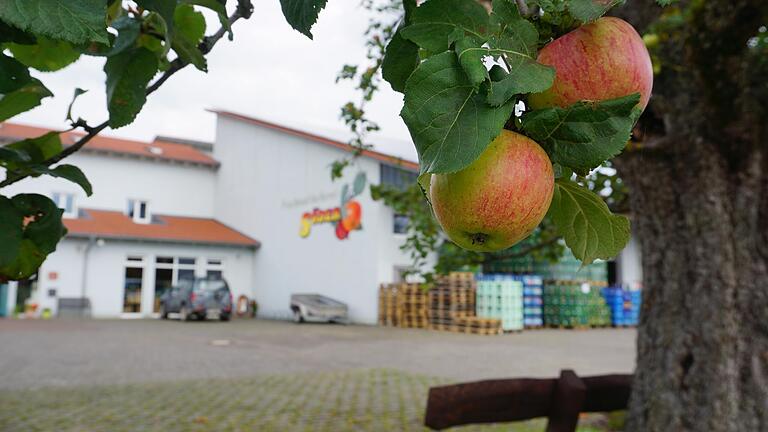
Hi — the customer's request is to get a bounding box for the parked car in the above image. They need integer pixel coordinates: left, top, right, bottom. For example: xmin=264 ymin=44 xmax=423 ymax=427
xmin=290 ymin=294 xmax=348 ymax=324
xmin=160 ymin=277 xmax=233 ymax=321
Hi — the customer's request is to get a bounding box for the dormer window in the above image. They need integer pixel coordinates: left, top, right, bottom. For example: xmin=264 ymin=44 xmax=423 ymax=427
xmin=127 ymin=199 xmax=150 ymax=224
xmin=52 ymin=192 xmax=77 ymax=218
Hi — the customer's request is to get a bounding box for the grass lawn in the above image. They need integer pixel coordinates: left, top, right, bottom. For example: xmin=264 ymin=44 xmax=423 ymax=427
xmin=0 ymin=369 xmax=623 ymax=431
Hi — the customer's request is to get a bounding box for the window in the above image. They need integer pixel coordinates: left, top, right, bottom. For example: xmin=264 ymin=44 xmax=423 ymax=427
xmin=380 ymin=164 xmax=418 ymax=191
xmin=393 ymin=213 xmax=409 ymax=234
xmin=206 ymin=258 xmax=224 ymax=280
xmin=51 ymin=192 xmax=77 ymax=218
xmin=127 ymin=199 xmax=150 ymax=224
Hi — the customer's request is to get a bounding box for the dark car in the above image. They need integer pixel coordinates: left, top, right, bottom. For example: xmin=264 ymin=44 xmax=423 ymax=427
xmin=159 ymin=278 xmax=233 ymax=321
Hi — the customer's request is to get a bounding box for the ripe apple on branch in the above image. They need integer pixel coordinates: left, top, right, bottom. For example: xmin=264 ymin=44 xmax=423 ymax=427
xmin=281 ymin=0 xmax=655 ymax=265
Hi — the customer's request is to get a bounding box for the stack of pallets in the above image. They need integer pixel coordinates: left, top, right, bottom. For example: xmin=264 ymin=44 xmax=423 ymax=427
xmin=378 ymin=283 xmax=428 ymax=328
xmin=428 ymin=272 xmax=477 ymax=331
xmin=396 ymin=284 xmax=429 ymax=328
xmin=453 ymin=316 xmax=503 ymax=335
xmin=378 ymin=284 xmax=399 ymax=326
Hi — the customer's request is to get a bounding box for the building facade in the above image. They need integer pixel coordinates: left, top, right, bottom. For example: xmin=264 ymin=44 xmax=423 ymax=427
xmin=0 ymin=113 xmax=642 ymax=323
xmin=0 ymin=114 xmax=423 ymax=324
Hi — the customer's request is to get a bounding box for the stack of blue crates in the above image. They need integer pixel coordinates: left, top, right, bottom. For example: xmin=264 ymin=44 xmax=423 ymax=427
xmin=522 ymin=275 xmax=544 ymax=328
xmin=476 ymin=274 xmax=523 ymax=331
xmin=602 ymin=286 xmax=642 ymax=326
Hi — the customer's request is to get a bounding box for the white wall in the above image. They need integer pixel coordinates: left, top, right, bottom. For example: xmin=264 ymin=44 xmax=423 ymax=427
xmin=213 ymin=116 xmax=421 ymax=323
xmin=3 ymin=152 xmax=217 ymax=218
xmin=33 ymin=238 xmax=256 ymax=318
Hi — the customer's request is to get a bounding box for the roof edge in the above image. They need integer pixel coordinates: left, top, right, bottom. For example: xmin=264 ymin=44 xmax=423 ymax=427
xmin=210 ymin=109 xmax=419 ymax=172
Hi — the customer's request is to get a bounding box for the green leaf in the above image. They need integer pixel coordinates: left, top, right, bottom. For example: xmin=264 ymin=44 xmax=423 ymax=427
xmin=382 ymin=26 xmax=420 ymax=93
xmin=0 ymin=146 xmax=31 ymax=164
xmin=104 ymin=48 xmax=159 ymax=128
xmin=400 ymin=0 xmax=490 ymax=53
xmin=567 ymin=0 xmax=623 ymax=23
xmin=0 ymin=240 xmax=45 ymax=281
xmin=401 ymin=52 xmax=515 ymax=175
xmin=182 ymin=0 xmax=231 ymax=37
xmin=521 ymin=93 xmax=640 ymax=172
xmin=0 ymin=79 xmax=53 ymax=122
xmin=0 ymin=0 xmax=109 ymax=44
xmin=548 ymin=179 xmax=630 ymax=264
xmin=0 ymin=194 xmax=66 ymax=280
xmin=7 ymin=36 xmax=80 ymax=72
xmin=85 ymin=16 xmax=141 ymax=57
xmin=279 ymin=0 xmax=328 ymax=39
xmin=142 ymin=11 xmax=172 ymax=57
xmin=486 ymin=0 xmax=554 ymax=105
xmin=0 ymin=53 xmax=31 ymax=93
xmin=6 ymin=132 xmax=62 ymax=164
xmin=11 ymin=194 xmax=67 ymax=255
xmin=0 ymin=20 xmax=36 ymax=44
xmin=136 ymin=0 xmax=176 ymax=34
xmin=454 ymin=36 xmax=488 ymax=88
xmin=172 ymin=4 xmax=207 ymax=71
xmin=46 ymin=165 xmax=93 ymax=196
xmin=0 ymin=196 xmax=24 ymax=268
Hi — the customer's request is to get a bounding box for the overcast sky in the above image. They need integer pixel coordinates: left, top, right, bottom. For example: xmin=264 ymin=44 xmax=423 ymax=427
xmin=12 ymin=1 xmax=418 ymax=162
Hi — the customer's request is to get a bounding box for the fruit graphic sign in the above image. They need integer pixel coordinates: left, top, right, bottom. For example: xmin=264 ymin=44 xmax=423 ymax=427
xmin=299 ymin=171 xmax=366 ymax=240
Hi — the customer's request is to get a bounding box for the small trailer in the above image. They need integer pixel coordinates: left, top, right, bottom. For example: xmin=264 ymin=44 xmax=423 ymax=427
xmin=290 ymin=294 xmax=349 ymax=324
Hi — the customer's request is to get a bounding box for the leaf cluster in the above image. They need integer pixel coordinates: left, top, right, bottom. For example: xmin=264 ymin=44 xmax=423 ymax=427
xmin=0 ymin=0 xmax=250 ymax=280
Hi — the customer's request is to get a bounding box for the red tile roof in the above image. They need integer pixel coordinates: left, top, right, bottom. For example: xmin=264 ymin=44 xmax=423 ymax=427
xmin=64 ymin=209 xmax=259 ymax=248
xmin=0 ymin=122 xmax=218 ymax=167
xmin=212 ymin=110 xmax=420 ymax=172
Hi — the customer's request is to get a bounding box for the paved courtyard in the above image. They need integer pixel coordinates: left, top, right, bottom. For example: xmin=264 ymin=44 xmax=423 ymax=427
xmin=0 ymin=319 xmax=635 ymax=431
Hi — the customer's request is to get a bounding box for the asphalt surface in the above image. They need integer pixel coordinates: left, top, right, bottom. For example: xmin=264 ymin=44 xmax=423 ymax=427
xmin=0 ymin=318 xmax=636 ymax=390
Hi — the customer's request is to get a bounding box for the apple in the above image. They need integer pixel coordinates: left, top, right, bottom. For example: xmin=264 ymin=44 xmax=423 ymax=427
xmin=528 ymin=17 xmax=653 ymax=111
xmin=341 ymin=200 xmax=362 ymax=231
xmin=429 ymin=130 xmax=554 ymax=252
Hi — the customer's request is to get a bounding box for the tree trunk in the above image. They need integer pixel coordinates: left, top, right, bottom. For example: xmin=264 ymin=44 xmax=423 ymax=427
xmin=610 ymin=1 xmax=768 ymax=429
xmin=619 ymin=141 xmax=768 ymax=431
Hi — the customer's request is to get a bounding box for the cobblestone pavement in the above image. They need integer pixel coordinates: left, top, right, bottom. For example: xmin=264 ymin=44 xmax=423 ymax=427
xmin=0 ymin=319 xmax=635 ymax=390
xmin=0 ymin=368 xmax=623 ymax=432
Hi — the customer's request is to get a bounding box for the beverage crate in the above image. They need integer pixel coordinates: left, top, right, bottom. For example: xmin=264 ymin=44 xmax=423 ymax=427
xmin=476 ymin=274 xmax=523 ymax=331
xmin=521 ymin=274 xmax=544 ymax=329
xmin=602 ymin=286 xmax=642 ymax=327
xmin=543 ymin=281 xmax=611 ymax=328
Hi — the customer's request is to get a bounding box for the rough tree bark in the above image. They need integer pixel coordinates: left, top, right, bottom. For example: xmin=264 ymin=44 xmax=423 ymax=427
xmin=613 ymin=1 xmax=768 ymax=430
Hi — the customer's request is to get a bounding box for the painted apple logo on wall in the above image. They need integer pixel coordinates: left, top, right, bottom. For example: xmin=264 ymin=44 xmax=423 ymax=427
xmin=299 ymin=171 xmax=366 ymax=241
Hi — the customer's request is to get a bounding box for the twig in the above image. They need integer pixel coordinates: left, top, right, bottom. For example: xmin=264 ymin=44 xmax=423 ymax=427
xmin=515 ymin=0 xmax=531 ymax=17
xmin=0 ymin=0 xmax=254 ymax=189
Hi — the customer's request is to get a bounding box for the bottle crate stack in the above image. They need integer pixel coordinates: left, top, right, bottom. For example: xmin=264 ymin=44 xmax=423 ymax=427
xmin=602 ymin=286 xmax=642 ymax=327
xmin=378 ymin=283 xmax=428 ymax=328
xmin=522 ymin=275 xmax=544 ymax=328
xmin=543 ymin=281 xmax=610 ymax=328
xmin=476 ymin=274 xmax=523 ymax=332
xmin=428 ymin=272 xmax=477 ymax=331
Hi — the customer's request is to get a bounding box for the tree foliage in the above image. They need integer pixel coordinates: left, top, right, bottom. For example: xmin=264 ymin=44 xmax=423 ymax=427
xmin=297 ymin=0 xmax=656 ymax=274
xmin=0 ymin=0 xmax=256 ymax=281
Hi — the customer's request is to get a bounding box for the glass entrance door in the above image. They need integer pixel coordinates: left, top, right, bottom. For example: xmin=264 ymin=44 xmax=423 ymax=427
xmin=123 ymin=267 xmax=143 ymax=313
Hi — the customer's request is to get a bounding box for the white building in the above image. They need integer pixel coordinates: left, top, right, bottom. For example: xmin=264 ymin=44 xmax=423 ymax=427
xmin=0 ymin=113 xmax=642 ymax=323
xmin=0 ymin=114 xmax=421 ymax=324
